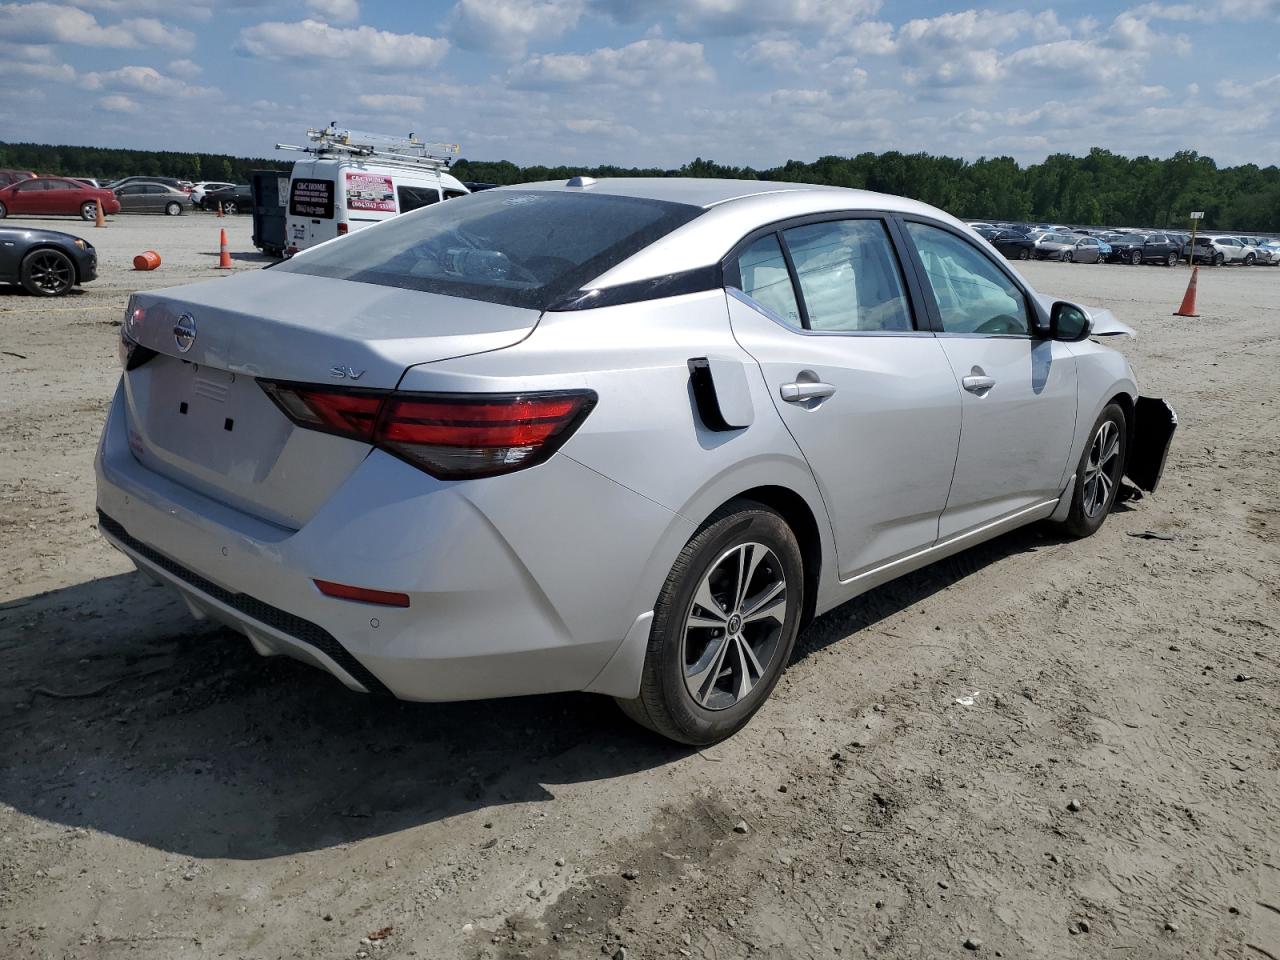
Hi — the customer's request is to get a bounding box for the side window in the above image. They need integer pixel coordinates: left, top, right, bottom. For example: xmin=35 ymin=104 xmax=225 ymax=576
xmin=397 ymin=185 xmax=441 ymax=213
xmin=782 ymin=219 xmax=913 ymax=332
xmin=735 ymin=233 xmax=802 ymax=328
xmin=16 ymin=180 xmax=47 ymax=192
xmin=443 ymin=189 xmax=468 ymax=200
xmin=904 ymin=221 xmax=1030 ymax=336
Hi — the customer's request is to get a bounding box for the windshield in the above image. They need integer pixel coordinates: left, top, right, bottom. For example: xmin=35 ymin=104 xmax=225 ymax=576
xmin=276 ymin=189 xmax=703 ymax=309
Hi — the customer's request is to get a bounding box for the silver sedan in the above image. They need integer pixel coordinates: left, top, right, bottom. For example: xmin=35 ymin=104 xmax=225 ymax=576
xmin=96 ymin=178 xmax=1175 ymax=744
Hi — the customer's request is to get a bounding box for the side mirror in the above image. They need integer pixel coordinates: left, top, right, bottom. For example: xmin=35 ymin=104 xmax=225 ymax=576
xmin=1050 ymin=301 xmax=1091 ymax=342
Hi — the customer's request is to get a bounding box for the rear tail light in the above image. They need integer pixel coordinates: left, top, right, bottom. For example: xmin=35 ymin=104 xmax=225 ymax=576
xmin=258 ymin=382 xmax=596 ymax=480
xmin=118 ymin=297 xmax=157 ymax=371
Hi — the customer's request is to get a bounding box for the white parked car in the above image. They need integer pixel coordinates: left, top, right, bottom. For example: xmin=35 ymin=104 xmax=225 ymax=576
xmin=1190 ymin=235 xmax=1258 ymax=265
xmin=191 ymin=181 xmax=235 ymax=209
xmin=97 ymin=178 xmax=1177 ymax=744
xmin=1254 ymin=240 xmax=1280 ymax=265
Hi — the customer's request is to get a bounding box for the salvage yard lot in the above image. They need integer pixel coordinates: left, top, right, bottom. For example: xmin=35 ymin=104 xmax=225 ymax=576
xmin=0 ymin=215 xmax=1277 ymax=959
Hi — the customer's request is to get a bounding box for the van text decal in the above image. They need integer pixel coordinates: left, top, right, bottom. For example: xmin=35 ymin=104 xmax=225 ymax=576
xmin=346 ymin=172 xmax=396 ymax=213
xmin=289 ymin=178 xmax=334 ymax=219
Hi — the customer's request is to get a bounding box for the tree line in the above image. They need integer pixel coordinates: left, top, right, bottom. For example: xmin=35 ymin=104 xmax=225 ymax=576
xmin=4 ymin=140 xmax=1277 ymax=230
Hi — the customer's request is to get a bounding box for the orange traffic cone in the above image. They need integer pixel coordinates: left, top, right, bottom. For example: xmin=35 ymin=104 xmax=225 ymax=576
xmin=216 ymin=228 xmax=232 ymax=269
xmin=94 ymin=198 xmax=106 ymax=228
xmin=1172 ymin=266 xmax=1199 ymax=317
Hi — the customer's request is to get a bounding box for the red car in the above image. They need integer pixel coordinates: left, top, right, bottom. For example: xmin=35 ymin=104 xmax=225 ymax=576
xmin=0 ymin=176 xmax=121 ymax=221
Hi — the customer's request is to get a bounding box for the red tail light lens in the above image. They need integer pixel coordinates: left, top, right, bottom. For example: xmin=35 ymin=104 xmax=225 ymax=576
xmin=314 ymin=579 xmax=409 ymax=607
xmin=259 ymin=383 xmax=596 ymax=480
xmin=337 ymin=223 xmax=348 ymax=235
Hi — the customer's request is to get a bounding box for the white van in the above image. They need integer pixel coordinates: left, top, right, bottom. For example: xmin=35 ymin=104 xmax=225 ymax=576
xmin=285 ymin=157 xmax=468 ymax=254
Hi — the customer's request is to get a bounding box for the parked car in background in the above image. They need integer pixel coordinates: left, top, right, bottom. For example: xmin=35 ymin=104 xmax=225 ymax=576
xmin=0 ymin=176 xmax=121 ymax=221
xmin=106 ymin=176 xmax=191 ymax=194
xmin=1107 ymin=232 xmax=1181 ymax=266
xmin=1034 ymin=232 xmax=1087 ymax=261
xmin=73 ymin=178 xmax=102 ymax=189
xmin=975 ymin=226 xmax=1035 ymax=260
xmin=0 ymin=169 xmax=36 ymax=187
xmin=1094 ymin=237 xmax=1112 ymax=259
xmin=202 ymin=184 xmax=252 ymax=214
xmin=113 ymin=182 xmax=191 ymax=216
xmin=0 ymin=224 xmax=97 ymax=296
xmin=96 ymin=177 xmax=1175 ymax=744
xmin=1190 ymin=235 xmax=1256 ymax=265
xmin=191 ymin=181 xmax=235 ymax=209
xmin=1253 ymin=240 xmax=1280 ymax=265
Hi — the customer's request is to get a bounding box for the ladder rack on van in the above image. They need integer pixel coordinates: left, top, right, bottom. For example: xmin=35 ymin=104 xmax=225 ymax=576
xmin=276 ymin=124 xmax=460 ymax=170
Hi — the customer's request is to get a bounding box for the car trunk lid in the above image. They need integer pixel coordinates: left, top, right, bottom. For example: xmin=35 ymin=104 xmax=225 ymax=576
xmin=121 ymin=270 xmax=539 ymax=528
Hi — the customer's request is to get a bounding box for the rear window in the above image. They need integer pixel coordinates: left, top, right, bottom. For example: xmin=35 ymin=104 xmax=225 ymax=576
xmin=275 ymin=189 xmax=703 ymax=309
xmin=290 ymin=178 xmax=335 ymax=219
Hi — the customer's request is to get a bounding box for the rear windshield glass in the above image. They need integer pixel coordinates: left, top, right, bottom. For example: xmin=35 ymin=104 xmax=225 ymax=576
xmin=275 ymin=189 xmax=703 ymax=309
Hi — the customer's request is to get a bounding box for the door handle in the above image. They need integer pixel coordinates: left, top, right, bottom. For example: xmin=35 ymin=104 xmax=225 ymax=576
xmin=780 ymin=381 xmax=837 ymax=402
xmin=962 ymin=375 xmax=996 ymax=394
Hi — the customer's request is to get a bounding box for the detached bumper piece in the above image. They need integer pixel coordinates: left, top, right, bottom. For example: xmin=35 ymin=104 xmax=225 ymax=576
xmin=96 ymin=511 xmax=392 ymax=696
xmin=1127 ymin=396 xmax=1177 ymax=493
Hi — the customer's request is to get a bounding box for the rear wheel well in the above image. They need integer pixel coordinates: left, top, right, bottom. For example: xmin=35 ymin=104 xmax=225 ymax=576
xmin=715 ymin=485 xmax=821 ymax=630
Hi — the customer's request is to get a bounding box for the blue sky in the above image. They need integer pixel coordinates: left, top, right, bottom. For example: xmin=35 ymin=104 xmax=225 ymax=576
xmin=1 ymin=0 xmax=1277 ymax=169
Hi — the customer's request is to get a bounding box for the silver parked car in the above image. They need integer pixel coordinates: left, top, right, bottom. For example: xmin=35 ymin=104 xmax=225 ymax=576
xmin=113 ymin=182 xmax=191 ymax=216
xmin=96 ymin=179 xmax=1175 ymax=744
xmin=1033 ymin=232 xmax=1100 ymax=262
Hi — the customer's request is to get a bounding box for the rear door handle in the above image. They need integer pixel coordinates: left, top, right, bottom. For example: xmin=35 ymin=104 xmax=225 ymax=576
xmin=962 ymin=375 xmax=996 ymax=394
xmin=780 ymin=381 xmax=836 ymax=402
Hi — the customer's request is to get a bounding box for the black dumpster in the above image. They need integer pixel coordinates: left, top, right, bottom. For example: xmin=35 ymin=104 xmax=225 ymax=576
xmin=250 ymin=169 xmax=290 ymax=259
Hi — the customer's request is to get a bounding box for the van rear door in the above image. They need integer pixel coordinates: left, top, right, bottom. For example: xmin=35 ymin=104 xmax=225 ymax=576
xmin=286 ymin=161 xmax=338 ymax=253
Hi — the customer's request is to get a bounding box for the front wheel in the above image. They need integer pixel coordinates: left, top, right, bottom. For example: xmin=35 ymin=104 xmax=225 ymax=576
xmin=20 ymin=248 xmax=76 ymax=296
xmin=1130 ymin=250 xmax=1142 ymax=266
xmin=1059 ymin=404 xmax=1127 ymax=539
xmin=165 ymin=201 xmax=182 ymax=216
xmin=1018 ymin=247 xmax=1031 ymax=260
xmin=616 ymin=503 xmax=803 ymax=745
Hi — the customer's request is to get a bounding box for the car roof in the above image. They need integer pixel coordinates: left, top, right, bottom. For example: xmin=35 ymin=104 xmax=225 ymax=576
xmin=514 ymin=178 xmax=968 ymax=289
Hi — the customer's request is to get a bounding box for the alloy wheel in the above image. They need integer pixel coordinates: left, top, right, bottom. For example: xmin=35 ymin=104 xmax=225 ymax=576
xmin=681 ymin=542 xmax=788 ymax=711
xmin=1082 ymin=420 xmax=1121 ymax=518
xmin=26 ymin=251 xmax=73 ymax=295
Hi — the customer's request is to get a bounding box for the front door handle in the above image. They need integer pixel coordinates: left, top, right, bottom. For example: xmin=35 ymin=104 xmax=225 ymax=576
xmin=962 ymin=375 xmax=996 ymax=394
xmin=780 ymin=381 xmax=837 ymax=402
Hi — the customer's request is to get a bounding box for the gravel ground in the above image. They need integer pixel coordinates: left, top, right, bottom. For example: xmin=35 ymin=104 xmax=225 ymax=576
xmin=1 ymin=215 xmax=1277 ymax=960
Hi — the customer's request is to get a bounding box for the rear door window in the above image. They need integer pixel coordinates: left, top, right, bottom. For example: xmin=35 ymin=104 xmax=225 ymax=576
xmin=783 ymin=219 xmax=914 ymax=332
xmin=289 ymin=178 xmax=335 ymax=219
xmin=276 ymin=189 xmax=702 ymax=309
xmin=735 ymin=234 xmax=802 ymax=327
xmin=397 ymin=185 xmax=440 ymax=213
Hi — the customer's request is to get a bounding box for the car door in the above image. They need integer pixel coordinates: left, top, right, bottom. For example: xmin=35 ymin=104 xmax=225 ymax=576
xmin=725 ymin=216 xmax=963 ymax=580
xmin=46 ymin=179 xmax=77 ymax=216
xmin=8 ymin=179 xmax=49 ymax=214
xmin=899 ymin=219 xmax=1078 ymax=540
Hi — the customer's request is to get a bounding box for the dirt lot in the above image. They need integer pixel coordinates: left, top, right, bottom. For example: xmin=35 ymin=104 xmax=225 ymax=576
xmin=1 ymin=214 xmax=1277 ymax=960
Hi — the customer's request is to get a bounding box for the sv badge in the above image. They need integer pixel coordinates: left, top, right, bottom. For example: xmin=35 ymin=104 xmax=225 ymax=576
xmin=330 ymin=365 xmax=366 ymax=380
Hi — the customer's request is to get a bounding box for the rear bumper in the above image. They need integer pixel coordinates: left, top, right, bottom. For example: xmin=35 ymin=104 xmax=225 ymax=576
xmin=95 ymin=381 xmax=687 ymax=701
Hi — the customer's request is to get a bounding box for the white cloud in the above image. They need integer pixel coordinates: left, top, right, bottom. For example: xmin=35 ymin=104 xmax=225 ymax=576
xmin=0 ymin=2 xmax=133 ymax=46
xmin=121 ymin=16 xmax=194 ymax=51
xmin=237 ymin=19 xmax=449 ymax=67
xmin=1217 ymin=73 xmax=1280 ymax=99
xmin=356 ymin=93 xmax=425 ymax=112
xmin=99 ymin=93 xmax=140 ymax=112
xmin=738 ymin=37 xmax=804 ymax=70
xmin=563 ymin=117 xmax=637 ymax=138
xmin=1131 ymin=0 xmax=1280 ymax=22
xmin=449 ymin=0 xmax=584 ymax=56
xmin=508 ymin=38 xmax=713 ymax=89
xmin=167 ymin=57 xmax=201 ymax=77
xmin=83 ymin=64 xmax=216 ymax=98
xmin=0 ymin=57 xmax=75 ymax=81
xmin=672 ymin=0 xmax=880 ymax=35
xmin=306 ymin=0 xmax=359 ymax=22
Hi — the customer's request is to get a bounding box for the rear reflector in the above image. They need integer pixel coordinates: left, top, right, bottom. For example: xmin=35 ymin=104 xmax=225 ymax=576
xmin=259 ymin=383 xmax=596 ymax=480
xmin=337 ymin=223 xmax=348 ymax=235
xmin=314 ymin=579 xmax=410 ymax=607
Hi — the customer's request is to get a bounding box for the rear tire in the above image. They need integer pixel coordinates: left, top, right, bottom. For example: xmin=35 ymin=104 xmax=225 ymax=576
xmin=1063 ymin=250 xmax=1074 ymax=263
xmin=0 ymin=200 xmax=7 ymax=219
xmin=1244 ymin=253 xmax=1256 ymax=266
xmin=1059 ymin=403 xmax=1127 ymax=539
xmin=1213 ymin=252 xmax=1225 ymax=266
xmin=20 ymin=248 xmax=75 ymax=297
xmin=80 ymin=201 xmax=97 ymax=221
xmin=1018 ymin=247 xmax=1030 ymax=260
xmin=1165 ymin=252 xmax=1177 ymax=267
xmin=616 ymin=502 xmax=804 ymax=745
xmin=223 ymin=200 xmax=238 ymax=215
xmin=165 ymin=201 xmax=182 ymax=216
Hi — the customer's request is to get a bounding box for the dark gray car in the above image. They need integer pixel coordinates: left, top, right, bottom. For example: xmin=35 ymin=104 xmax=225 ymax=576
xmin=0 ymin=225 xmax=98 ymax=296
xmin=114 ymin=183 xmax=190 ymax=216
